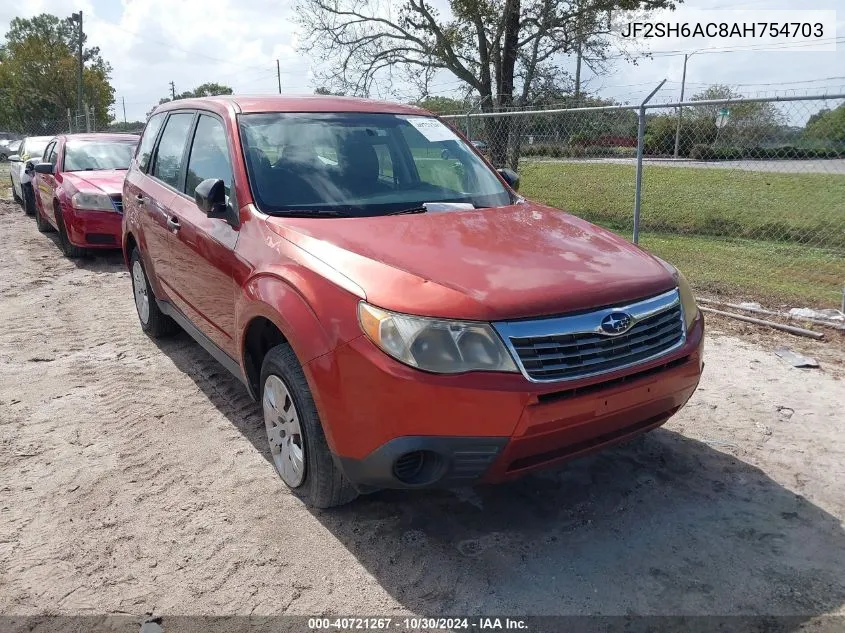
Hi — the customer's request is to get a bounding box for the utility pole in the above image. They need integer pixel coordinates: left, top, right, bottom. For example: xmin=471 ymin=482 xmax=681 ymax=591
xmin=276 ymin=59 xmax=282 ymax=94
xmin=169 ymin=81 xmax=176 ymax=100
xmin=122 ymin=96 xmax=127 ymax=124
xmin=573 ymin=0 xmax=583 ymax=103
xmin=673 ymin=52 xmax=695 ymax=159
xmin=70 ymin=11 xmax=84 ymax=128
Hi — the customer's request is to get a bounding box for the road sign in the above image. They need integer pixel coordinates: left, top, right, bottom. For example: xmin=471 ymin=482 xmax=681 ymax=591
xmin=716 ymin=107 xmax=730 ymax=129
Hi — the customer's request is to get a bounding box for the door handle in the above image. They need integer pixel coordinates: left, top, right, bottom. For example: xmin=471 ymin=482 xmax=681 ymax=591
xmin=135 ymin=194 xmax=146 ymax=205
xmin=167 ymin=216 xmax=181 ymax=232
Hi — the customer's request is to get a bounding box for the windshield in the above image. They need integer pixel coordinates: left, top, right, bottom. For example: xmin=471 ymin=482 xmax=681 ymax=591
xmin=238 ymin=112 xmax=511 ymax=216
xmin=24 ymin=139 xmax=51 ymax=160
xmin=64 ymin=139 xmax=137 ymax=171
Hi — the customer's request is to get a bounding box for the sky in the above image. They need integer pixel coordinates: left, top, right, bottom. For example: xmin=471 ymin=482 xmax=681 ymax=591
xmin=1 ymin=0 xmax=843 ymax=122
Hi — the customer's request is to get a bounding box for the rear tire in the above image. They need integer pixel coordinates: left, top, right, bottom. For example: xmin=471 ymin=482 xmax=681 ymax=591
xmin=34 ymin=196 xmax=54 ymax=233
xmin=260 ymin=344 xmax=358 ymax=509
xmin=130 ymin=248 xmax=179 ymax=338
xmin=11 ymin=177 xmax=22 ymax=204
xmin=55 ymin=207 xmax=87 ymax=258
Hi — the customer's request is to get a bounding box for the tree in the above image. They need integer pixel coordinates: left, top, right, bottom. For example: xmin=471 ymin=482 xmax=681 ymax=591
xmin=147 ymin=82 xmax=234 ymax=117
xmin=315 ymin=86 xmax=345 ymax=96
xmin=804 ymin=105 xmax=845 ymax=144
xmin=296 ymin=0 xmax=679 ymax=167
xmin=413 ymin=96 xmax=468 ymax=114
xmin=687 ymin=84 xmax=783 ymax=146
xmin=0 ymin=13 xmax=115 ymax=132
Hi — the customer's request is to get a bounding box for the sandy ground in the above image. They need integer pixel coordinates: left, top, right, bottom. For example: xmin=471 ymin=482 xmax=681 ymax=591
xmin=1 ymin=181 xmax=845 ymax=623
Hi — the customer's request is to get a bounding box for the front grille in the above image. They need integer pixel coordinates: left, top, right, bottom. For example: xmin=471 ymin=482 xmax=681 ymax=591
xmin=494 ymin=289 xmax=685 ymax=383
xmin=110 ymin=194 xmax=123 ymax=214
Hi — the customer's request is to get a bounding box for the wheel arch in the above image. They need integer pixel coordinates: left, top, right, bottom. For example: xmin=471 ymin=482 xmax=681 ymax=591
xmin=238 ymin=274 xmax=340 ymax=449
xmin=123 ymin=231 xmax=137 ymax=268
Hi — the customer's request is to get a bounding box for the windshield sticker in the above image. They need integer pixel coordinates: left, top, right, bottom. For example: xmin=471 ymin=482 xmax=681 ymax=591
xmin=403 ymin=116 xmax=460 ymax=142
xmin=423 ymin=202 xmax=475 ymax=213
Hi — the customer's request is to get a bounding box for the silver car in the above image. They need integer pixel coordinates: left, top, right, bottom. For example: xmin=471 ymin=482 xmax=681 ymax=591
xmin=9 ymin=135 xmax=53 ymax=203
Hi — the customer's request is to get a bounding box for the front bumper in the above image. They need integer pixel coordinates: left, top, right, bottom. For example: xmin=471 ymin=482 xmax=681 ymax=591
xmin=307 ymin=315 xmax=704 ymax=491
xmin=64 ymin=208 xmax=122 ymax=249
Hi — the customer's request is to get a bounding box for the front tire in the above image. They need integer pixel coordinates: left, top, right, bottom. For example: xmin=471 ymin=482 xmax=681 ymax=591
xmin=130 ymin=248 xmax=178 ymax=338
xmin=55 ymin=207 xmax=86 ymax=258
xmin=34 ymin=196 xmax=54 ymax=233
xmin=260 ymin=344 xmax=358 ymax=508
xmin=22 ymin=184 xmax=35 ymax=216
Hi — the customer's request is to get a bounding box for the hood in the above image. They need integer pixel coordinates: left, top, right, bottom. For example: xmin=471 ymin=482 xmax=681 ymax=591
xmin=266 ymin=203 xmax=676 ymax=321
xmin=64 ymin=170 xmax=127 ymax=196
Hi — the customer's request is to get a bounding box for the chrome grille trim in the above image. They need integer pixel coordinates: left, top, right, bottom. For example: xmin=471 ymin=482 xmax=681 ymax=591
xmin=493 ymin=289 xmax=686 ymax=383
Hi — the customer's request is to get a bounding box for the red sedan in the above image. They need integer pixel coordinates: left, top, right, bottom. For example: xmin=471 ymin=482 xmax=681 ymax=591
xmin=33 ymin=133 xmax=139 ymax=257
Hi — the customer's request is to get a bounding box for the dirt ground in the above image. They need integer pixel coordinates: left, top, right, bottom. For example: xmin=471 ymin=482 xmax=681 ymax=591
xmin=1 ymin=179 xmax=845 ymax=623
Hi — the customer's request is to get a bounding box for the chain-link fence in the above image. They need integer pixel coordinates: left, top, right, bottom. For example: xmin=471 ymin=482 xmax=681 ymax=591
xmin=443 ymin=93 xmax=845 ymax=309
xmin=0 ymin=106 xmax=102 ymax=167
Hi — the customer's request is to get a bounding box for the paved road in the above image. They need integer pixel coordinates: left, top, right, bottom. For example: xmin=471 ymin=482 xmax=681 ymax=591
xmin=526 ymin=157 xmax=845 ymax=174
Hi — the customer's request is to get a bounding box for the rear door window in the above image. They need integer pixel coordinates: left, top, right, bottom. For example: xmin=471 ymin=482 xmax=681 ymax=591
xmin=151 ymin=113 xmax=195 ymax=189
xmin=137 ymin=112 xmax=166 ymax=173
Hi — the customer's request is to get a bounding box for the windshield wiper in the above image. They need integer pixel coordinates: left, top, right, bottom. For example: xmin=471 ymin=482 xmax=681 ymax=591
xmin=384 ymin=206 xmax=428 ymax=216
xmin=274 ymin=209 xmax=354 ymax=218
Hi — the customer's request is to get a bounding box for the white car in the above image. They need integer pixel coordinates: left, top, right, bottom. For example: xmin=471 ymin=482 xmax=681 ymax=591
xmin=9 ymin=135 xmax=53 ymax=203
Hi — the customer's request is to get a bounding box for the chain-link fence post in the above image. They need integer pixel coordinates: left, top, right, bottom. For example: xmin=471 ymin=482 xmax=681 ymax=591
xmin=84 ymin=104 xmax=91 ymax=133
xmin=633 ymin=79 xmax=666 ymax=245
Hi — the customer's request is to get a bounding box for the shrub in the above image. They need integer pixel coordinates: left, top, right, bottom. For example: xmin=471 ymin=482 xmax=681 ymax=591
xmin=568 ymin=132 xmax=594 ymax=146
xmin=584 ymin=145 xmax=617 ymax=156
xmin=644 ymin=115 xmax=718 ymax=156
xmin=688 ymin=144 xmax=845 ymax=161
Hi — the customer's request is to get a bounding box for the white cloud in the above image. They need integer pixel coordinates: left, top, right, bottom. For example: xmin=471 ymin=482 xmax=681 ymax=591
xmin=2 ymin=0 xmax=843 ymax=121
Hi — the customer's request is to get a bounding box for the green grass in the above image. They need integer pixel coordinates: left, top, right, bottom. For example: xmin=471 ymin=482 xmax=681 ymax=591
xmin=520 ymin=162 xmax=845 ymax=306
xmin=639 ymin=233 xmax=842 ymax=306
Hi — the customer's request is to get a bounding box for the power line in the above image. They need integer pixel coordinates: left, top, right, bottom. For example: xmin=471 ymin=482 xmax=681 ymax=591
xmin=644 ymin=36 xmax=845 ymax=58
xmin=668 ymin=76 xmax=845 ymax=88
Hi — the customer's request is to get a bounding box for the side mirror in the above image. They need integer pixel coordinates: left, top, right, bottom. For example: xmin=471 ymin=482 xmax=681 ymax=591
xmin=33 ymin=162 xmax=54 ymax=175
xmin=497 ymin=168 xmax=520 ymax=191
xmin=8 ymin=154 xmax=21 ymax=162
xmin=195 ymin=178 xmax=238 ymax=227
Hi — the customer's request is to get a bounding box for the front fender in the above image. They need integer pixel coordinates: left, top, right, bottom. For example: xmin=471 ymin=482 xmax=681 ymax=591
xmin=238 ymin=273 xmax=335 ymax=366
xmin=237 ymin=269 xmax=365 ymax=452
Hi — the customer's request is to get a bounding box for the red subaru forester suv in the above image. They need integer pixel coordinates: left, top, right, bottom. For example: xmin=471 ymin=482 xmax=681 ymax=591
xmin=123 ymin=96 xmax=703 ymax=508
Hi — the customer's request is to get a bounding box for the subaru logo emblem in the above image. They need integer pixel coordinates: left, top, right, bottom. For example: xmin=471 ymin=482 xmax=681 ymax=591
xmin=601 ymin=312 xmax=633 ymax=335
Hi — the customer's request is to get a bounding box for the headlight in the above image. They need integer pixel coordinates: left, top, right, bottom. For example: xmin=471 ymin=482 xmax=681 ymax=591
xmin=675 ymin=270 xmax=699 ymax=331
xmin=71 ymin=192 xmax=115 ymax=211
xmin=358 ymin=302 xmax=518 ymax=374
